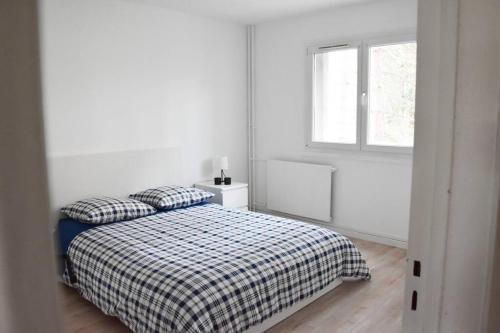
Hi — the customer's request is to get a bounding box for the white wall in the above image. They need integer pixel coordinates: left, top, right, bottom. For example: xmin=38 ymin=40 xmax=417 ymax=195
xmin=39 ymin=0 xmax=248 ymax=187
xmin=253 ymin=0 xmax=417 ymax=243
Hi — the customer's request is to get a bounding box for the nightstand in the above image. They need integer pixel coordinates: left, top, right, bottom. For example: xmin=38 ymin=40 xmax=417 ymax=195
xmin=194 ymin=181 xmax=248 ymax=210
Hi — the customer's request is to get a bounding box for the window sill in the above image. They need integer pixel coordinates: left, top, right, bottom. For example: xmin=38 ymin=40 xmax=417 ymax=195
xmin=307 ymin=141 xmax=412 ymax=154
xmin=305 ymin=143 xmax=413 ymax=164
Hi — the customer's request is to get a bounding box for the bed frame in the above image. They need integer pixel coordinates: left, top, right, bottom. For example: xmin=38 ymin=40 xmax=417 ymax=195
xmin=246 ymin=279 xmax=343 ymax=333
xmin=50 ymin=149 xmax=344 ymax=331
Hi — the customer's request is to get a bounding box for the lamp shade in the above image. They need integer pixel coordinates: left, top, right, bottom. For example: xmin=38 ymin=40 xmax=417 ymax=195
xmin=213 ymin=156 xmax=229 ymax=172
xmin=219 ymin=156 xmax=229 ymax=170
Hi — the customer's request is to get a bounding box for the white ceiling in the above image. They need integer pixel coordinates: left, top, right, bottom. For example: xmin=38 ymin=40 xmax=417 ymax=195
xmin=142 ymin=0 xmax=376 ymax=24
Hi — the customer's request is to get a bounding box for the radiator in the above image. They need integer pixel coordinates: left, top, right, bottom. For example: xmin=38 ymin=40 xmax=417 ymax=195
xmin=266 ymin=160 xmax=335 ymax=222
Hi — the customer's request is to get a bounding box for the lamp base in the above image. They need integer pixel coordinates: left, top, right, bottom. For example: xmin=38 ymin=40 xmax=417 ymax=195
xmin=213 ymin=177 xmax=231 ymax=185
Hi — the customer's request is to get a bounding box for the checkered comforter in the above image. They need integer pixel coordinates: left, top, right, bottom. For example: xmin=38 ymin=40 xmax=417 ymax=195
xmin=63 ymin=204 xmax=370 ymax=333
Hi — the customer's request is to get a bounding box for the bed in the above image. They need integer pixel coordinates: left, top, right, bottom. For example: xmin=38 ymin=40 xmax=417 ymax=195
xmin=60 ymin=203 xmax=370 ymax=333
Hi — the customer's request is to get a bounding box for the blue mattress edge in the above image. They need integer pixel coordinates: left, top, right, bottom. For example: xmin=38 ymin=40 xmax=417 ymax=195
xmin=57 ymin=201 xmax=213 ymax=255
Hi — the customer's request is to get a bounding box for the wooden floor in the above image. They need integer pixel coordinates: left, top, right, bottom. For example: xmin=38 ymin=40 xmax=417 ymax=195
xmin=59 ymin=239 xmax=406 ymax=333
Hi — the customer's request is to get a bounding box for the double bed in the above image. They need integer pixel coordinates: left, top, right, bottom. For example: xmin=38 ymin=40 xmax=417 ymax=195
xmin=60 ymin=203 xmax=370 ymax=333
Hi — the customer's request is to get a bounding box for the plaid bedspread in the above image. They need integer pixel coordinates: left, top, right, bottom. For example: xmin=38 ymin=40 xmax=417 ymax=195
xmin=63 ymin=204 xmax=370 ymax=333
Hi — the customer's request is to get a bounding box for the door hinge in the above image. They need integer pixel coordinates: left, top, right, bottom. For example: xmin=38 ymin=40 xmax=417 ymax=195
xmin=411 ymin=291 xmax=418 ymax=311
xmin=413 ymin=260 xmax=421 ymax=277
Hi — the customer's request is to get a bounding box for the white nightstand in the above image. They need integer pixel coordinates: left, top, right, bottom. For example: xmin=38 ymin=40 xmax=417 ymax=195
xmin=194 ymin=181 xmax=248 ymax=210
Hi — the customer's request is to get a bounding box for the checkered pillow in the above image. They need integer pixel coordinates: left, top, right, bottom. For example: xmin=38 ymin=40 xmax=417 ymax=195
xmin=61 ymin=197 xmax=157 ymax=224
xmin=129 ymin=185 xmax=214 ymax=210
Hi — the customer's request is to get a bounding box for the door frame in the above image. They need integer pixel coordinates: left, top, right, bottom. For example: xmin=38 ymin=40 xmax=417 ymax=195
xmin=404 ymin=0 xmax=500 ymax=331
xmin=402 ymin=0 xmax=459 ymax=331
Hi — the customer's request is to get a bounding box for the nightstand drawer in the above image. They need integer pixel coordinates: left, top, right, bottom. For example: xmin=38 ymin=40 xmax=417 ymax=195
xmin=194 ymin=181 xmax=248 ymax=209
xmin=221 ymin=189 xmax=248 ymax=208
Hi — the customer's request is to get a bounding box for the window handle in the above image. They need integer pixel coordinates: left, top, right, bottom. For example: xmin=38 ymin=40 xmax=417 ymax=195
xmin=361 ymin=92 xmax=368 ymax=107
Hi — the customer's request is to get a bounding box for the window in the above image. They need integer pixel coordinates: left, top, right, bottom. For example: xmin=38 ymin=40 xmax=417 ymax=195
xmin=312 ymin=46 xmax=358 ymax=145
xmin=308 ymin=36 xmax=417 ymax=152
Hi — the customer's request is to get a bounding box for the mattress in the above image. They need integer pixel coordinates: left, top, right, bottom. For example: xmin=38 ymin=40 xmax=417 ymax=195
xmin=63 ymin=204 xmax=370 ymax=333
xmin=58 ymin=218 xmax=101 ymax=255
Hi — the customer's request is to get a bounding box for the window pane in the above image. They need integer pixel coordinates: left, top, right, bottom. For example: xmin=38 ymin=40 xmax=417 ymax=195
xmin=312 ymin=48 xmax=358 ymax=144
xmin=367 ymin=42 xmax=417 ymax=147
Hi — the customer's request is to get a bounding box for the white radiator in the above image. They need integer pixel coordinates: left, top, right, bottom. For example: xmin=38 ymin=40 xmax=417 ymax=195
xmin=266 ymin=160 xmax=335 ymax=222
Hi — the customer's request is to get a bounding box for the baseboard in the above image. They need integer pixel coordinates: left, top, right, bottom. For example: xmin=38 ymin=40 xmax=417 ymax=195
xmin=321 ymin=224 xmax=407 ymax=249
xmin=253 ymin=204 xmax=408 ymax=249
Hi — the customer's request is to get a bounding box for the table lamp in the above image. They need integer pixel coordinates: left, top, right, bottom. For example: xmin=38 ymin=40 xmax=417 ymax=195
xmin=213 ymin=156 xmax=231 ymax=185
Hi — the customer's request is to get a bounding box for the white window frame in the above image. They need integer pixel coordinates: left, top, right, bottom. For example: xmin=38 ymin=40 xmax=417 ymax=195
xmin=307 ymin=40 xmax=363 ymax=151
xmin=306 ymin=33 xmax=417 ymax=154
